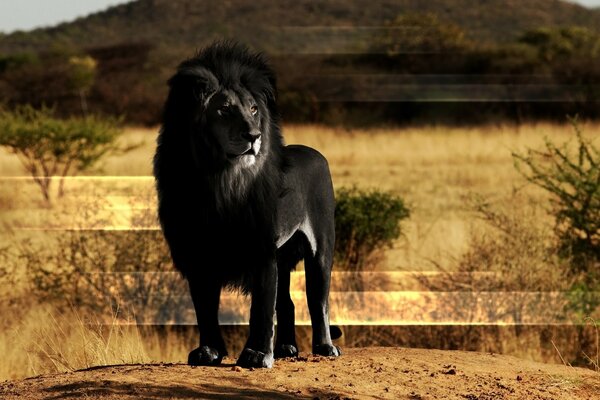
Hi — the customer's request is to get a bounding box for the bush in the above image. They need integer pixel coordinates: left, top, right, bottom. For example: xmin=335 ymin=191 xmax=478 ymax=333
xmin=513 ymin=118 xmax=599 ymax=321
xmin=513 ymin=117 xmax=599 ymax=268
xmin=334 ymin=187 xmax=410 ymax=272
xmin=0 ymin=105 xmax=124 ymax=204
xmin=10 ymin=200 xmax=190 ymax=325
xmin=461 ymin=196 xmax=570 ymax=325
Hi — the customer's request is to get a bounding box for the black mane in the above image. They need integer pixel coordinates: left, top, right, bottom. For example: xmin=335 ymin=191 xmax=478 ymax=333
xmin=153 ymin=42 xmax=285 ymax=287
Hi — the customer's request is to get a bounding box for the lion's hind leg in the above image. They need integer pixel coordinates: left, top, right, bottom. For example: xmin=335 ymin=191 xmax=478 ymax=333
xmin=305 ymin=253 xmax=341 ymax=357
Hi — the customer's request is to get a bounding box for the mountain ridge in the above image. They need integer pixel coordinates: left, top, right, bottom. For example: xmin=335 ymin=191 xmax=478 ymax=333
xmin=1 ymin=0 xmax=600 ymax=56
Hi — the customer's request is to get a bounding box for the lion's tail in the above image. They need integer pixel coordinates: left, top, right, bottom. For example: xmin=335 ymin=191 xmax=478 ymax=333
xmin=330 ymin=325 xmax=343 ymax=340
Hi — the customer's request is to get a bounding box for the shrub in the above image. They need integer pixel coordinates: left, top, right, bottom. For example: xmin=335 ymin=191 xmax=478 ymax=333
xmin=462 ymin=196 xmax=569 ymax=324
xmin=334 ymin=187 xmax=410 ymax=272
xmin=512 ymin=117 xmax=599 ymax=269
xmin=0 ymin=105 xmax=124 ymax=204
xmin=513 ymin=118 xmax=599 ymax=322
xmin=11 ymin=200 xmax=190 ymax=325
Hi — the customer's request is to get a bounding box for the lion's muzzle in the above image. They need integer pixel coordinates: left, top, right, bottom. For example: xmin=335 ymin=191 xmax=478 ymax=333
xmin=242 ymin=129 xmax=261 ymax=143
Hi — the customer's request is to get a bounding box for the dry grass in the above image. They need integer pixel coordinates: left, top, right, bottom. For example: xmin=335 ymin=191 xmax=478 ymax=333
xmin=583 ymin=318 xmax=600 ymax=373
xmin=0 ymin=305 xmax=146 ymax=380
xmin=1 ymin=122 xmax=589 ymax=269
xmin=1 ymin=122 xmax=598 ymax=380
xmin=284 ymin=123 xmax=576 ymax=269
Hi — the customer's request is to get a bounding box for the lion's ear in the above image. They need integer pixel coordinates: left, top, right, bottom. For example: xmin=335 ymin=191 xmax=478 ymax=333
xmin=168 ymin=66 xmax=218 ymax=102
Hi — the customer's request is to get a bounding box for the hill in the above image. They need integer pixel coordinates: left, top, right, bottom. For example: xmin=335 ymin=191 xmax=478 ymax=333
xmin=1 ymin=0 xmax=600 ymax=57
xmin=2 ymin=0 xmax=600 ymax=125
xmin=0 ymin=348 xmax=598 ymax=399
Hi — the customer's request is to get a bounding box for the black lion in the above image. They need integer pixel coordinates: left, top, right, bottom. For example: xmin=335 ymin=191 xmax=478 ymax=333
xmin=153 ymin=42 xmax=341 ymax=368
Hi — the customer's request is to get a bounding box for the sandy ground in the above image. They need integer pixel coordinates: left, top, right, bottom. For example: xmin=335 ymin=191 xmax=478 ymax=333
xmin=1 ymin=347 xmax=598 ymax=399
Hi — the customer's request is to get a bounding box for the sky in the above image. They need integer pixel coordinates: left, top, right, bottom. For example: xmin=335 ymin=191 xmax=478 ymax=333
xmin=0 ymin=0 xmax=131 ymax=33
xmin=0 ymin=0 xmax=600 ymax=33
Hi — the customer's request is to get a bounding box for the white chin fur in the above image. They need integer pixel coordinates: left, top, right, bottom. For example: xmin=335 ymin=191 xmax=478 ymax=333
xmin=239 ymin=154 xmax=256 ymax=167
xmin=236 ymin=139 xmax=261 ymax=167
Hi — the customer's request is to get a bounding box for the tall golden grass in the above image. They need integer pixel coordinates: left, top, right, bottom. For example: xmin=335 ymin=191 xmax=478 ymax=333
xmin=1 ymin=123 xmax=585 ymax=267
xmin=0 ymin=123 xmax=597 ymax=380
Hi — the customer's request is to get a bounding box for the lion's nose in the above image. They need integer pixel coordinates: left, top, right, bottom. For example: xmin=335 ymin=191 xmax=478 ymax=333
xmin=242 ymin=130 xmax=261 ymax=143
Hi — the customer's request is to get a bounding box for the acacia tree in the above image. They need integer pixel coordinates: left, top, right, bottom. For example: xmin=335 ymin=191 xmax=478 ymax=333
xmin=0 ymin=105 xmax=123 ymax=204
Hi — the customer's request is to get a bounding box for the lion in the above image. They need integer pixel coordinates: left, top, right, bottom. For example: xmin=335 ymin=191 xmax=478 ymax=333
xmin=153 ymin=42 xmax=341 ymax=369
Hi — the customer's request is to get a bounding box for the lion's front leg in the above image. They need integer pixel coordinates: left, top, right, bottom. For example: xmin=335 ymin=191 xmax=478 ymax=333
xmin=237 ymin=259 xmax=277 ymax=368
xmin=187 ymin=276 xmax=227 ymax=366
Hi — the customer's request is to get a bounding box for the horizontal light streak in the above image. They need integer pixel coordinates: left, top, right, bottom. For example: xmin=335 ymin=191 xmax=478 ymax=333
xmin=94 ymin=290 xmax=575 ymax=326
xmin=68 ymin=270 xmax=500 ymax=292
xmin=314 ymin=84 xmax=597 ymax=102
xmin=17 ymin=227 xmax=161 ymax=231
xmin=0 ymin=176 xmax=154 ymax=180
xmin=124 ymin=321 xmax=577 ymax=327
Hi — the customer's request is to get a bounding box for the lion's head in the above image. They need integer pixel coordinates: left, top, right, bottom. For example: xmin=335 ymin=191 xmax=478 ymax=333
xmin=156 ymin=42 xmax=284 ymax=206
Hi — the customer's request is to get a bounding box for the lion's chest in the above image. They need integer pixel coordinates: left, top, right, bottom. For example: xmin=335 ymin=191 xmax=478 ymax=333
xmin=201 ymin=212 xmax=276 ymax=259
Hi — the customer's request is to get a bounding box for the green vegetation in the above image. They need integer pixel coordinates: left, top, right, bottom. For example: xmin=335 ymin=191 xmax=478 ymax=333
xmin=372 ymin=13 xmax=470 ymax=55
xmin=67 ymin=55 xmax=97 ymax=114
xmin=334 ymin=187 xmax=410 ymax=272
xmin=513 ymin=118 xmax=599 ymax=320
xmin=519 ymin=26 xmax=600 ymax=62
xmin=513 ymin=118 xmax=599 ymax=267
xmin=0 ymin=106 xmax=123 ymax=203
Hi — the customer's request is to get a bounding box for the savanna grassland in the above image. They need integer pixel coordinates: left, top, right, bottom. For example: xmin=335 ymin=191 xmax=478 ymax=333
xmin=0 ymin=122 xmax=568 ymax=265
xmin=0 ymin=123 xmax=597 ymax=381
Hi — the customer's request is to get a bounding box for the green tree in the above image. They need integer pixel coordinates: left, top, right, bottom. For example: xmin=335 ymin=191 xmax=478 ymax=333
xmin=372 ymin=13 xmax=470 ymax=55
xmin=519 ymin=27 xmax=600 ymax=62
xmin=0 ymin=105 xmax=123 ymax=204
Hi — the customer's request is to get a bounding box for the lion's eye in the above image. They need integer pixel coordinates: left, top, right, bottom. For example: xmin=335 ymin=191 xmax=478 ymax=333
xmin=218 ymin=105 xmax=230 ymax=114
xmin=250 ymin=105 xmax=258 ymax=116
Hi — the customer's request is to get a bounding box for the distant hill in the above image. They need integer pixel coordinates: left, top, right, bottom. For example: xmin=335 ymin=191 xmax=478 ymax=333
xmin=1 ymin=0 xmax=600 ymax=125
xmin=1 ymin=0 xmax=600 ymax=59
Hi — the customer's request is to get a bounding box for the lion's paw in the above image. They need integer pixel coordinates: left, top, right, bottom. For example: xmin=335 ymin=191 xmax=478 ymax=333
xmin=188 ymin=346 xmax=224 ymax=366
xmin=236 ymin=348 xmax=274 ymax=368
xmin=274 ymin=344 xmax=299 ymax=359
xmin=313 ymin=344 xmax=342 ymax=357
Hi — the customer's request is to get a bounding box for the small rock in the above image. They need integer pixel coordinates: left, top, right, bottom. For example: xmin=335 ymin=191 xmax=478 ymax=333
xmin=516 ymin=375 xmax=522 ymax=381
xmin=443 ymin=369 xmax=456 ymax=375
xmin=231 ymin=366 xmax=242 ymax=372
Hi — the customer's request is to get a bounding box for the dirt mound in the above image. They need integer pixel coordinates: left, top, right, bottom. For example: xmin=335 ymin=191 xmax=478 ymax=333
xmin=1 ymin=347 xmax=597 ymax=399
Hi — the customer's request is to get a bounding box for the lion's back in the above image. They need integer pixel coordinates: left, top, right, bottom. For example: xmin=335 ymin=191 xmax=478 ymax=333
xmin=281 ymin=144 xmax=335 ymax=248
xmin=283 ymin=145 xmax=334 ymax=204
